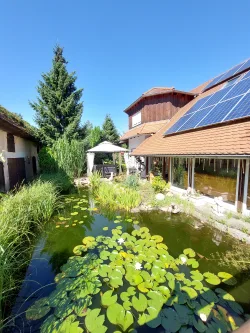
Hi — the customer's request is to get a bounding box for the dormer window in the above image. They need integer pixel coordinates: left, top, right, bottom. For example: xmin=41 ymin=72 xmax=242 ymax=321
xmin=7 ymin=133 xmax=15 ymax=152
xmin=223 ymin=75 xmax=240 ymax=88
xmin=132 ymin=112 xmax=141 ymax=127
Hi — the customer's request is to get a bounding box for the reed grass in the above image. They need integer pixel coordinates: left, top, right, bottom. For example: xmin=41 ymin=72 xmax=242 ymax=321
xmin=0 ymin=180 xmax=59 ymax=326
xmin=96 ymin=182 xmax=141 ymax=211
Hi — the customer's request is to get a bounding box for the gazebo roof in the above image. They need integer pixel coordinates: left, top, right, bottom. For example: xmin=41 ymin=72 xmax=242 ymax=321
xmin=87 ymin=141 xmax=129 ymax=153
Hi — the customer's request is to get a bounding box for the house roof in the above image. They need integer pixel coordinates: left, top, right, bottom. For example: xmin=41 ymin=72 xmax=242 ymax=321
xmin=131 ymin=80 xmax=250 ymax=157
xmin=120 ymin=120 xmax=169 ymax=141
xmin=0 ymin=107 xmax=38 ymax=141
xmin=124 ymin=87 xmax=195 ymax=114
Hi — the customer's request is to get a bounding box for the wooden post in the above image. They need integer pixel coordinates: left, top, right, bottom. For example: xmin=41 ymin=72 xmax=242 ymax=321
xmin=162 ymin=157 xmax=166 ymax=180
xmin=236 ymin=159 xmax=246 ymax=212
xmin=168 ymin=157 xmax=172 ymax=184
xmin=119 ymin=153 xmax=122 ymax=175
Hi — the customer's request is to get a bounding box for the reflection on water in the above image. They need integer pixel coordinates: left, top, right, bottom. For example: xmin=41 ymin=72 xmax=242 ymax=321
xmin=8 ymin=188 xmax=250 ymax=332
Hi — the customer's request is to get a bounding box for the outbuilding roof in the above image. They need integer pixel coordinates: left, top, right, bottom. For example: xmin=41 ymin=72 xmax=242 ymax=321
xmin=124 ymin=87 xmax=195 ymax=114
xmin=120 ymin=120 xmax=168 ymax=141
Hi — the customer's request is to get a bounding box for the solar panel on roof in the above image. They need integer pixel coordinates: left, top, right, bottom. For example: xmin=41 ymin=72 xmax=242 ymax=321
xmin=242 ymin=71 xmax=250 ymax=80
xmin=220 ymin=62 xmax=246 ymax=82
xmin=178 ymin=106 xmax=215 ymax=132
xmin=203 ymin=58 xmax=250 ymax=91
xmin=236 ymin=59 xmax=250 ymax=75
xmin=197 ymin=96 xmax=242 ymax=127
xmin=164 ymin=114 xmax=192 ymax=135
xmin=201 ymin=86 xmax=233 ymax=108
xmin=221 ymin=77 xmax=250 ymax=101
xmin=224 ymin=93 xmax=250 ymax=121
xmin=185 ymin=95 xmax=213 ymax=115
xmin=164 ymin=72 xmax=250 ymax=136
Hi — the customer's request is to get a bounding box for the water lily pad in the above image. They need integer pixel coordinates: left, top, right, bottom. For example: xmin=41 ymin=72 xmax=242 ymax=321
xmin=201 ymin=287 xmax=219 ymax=303
xmin=218 ymin=272 xmax=237 ymax=286
xmin=174 ymin=303 xmax=191 ymax=325
xmin=71 ymin=212 xmax=79 ymax=216
xmin=191 ymin=270 xmax=204 ymax=281
xmin=187 ymin=258 xmax=199 ymax=268
xmin=73 ymin=296 xmax=92 ymax=317
xmin=151 ymin=235 xmax=163 ymax=243
xmin=204 ymin=272 xmax=221 ymax=285
xmin=107 ymin=303 xmax=133 ymax=331
xmin=85 ymin=308 xmax=105 ymax=332
xmin=161 ymin=308 xmax=182 ymax=332
xmin=114 ymin=220 xmax=121 ymax=223
xmin=181 ymin=286 xmax=198 ymax=299
xmin=183 ymin=248 xmax=196 ymax=257
xmin=127 ymin=287 xmax=136 ymax=296
xmin=123 ymin=301 xmax=132 ymax=310
xmin=132 ymin=293 xmax=147 ymax=312
xmin=146 ymin=306 xmax=161 ymax=328
xmin=26 ymin=298 xmax=50 ymax=320
xmin=101 ymin=290 xmax=118 ymax=307
xmin=103 ymin=226 xmax=109 ymax=231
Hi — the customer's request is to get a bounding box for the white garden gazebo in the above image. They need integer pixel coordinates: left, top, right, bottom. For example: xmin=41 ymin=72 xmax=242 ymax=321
xmin=87 ymin=141 xmax=129 ymax=176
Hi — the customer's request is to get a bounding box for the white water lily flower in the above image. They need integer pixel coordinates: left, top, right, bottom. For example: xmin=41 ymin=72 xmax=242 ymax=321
xmin=180 ymin=256 xmax=187 ymax=264
xmin=117 ymin=238 xmax=125 ymax=245
xmin=135 ymin=262 xmax=142 ymax=270
xmin=200 ymin=313 xmax=207 ymax=322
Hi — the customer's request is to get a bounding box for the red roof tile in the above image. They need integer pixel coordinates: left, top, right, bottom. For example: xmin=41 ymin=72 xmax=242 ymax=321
xmin=120 ymin=120 xmax=168 ymax=141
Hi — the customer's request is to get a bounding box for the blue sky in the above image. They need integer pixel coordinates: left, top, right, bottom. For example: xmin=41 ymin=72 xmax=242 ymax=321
xmin=0 ymin=0 xmax=250 ymax=134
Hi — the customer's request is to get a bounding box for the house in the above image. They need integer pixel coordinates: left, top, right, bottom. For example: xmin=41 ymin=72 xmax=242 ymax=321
xmin=120 ymin=87 xmax=195 ymax=176
xmin=0 ymin=107 xmax=39 ymax=192
xmin=129 ymin=58 xmax=250 ymax=214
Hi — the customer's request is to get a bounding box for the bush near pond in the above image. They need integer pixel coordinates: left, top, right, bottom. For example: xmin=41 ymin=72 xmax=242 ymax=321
xmin=96 ymin=182 xmax=141 ymax=211
xmin=39 ymin=172 xmax=73 ymax=193
xmin=0 ymin=180 xmax=60 ymax=323
xmin=151 ymin=175 xmax=170 ymax=193
xmin=26 ymin=226 xmax=249 ymax=332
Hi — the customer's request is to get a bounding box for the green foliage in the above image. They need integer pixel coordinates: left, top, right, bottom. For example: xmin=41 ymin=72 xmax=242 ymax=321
xmin=123 ymin=174 xmax=140 ymax=190
xmin=30 ymin=45 xmax=83 ymax=145
xmin=95 ymin=182 xmax=141 ymax=211
xmin=101 ymin=114 xmax=120 ymax=144
xmin=89 ymin=171 xmax=102 ymax=190
xmin=39 ymin=172 xmax=73 ymax=193
xmin=0 ymin=181 xmax=59 ymax=320
xmin=0 ymin=105 xmax=38 ymax=138
xmin=151 ymin=176 xmax=170 ymax=193
xmin=26 ymin=225 xmax=247 ymax=332
xmin=39 ymin=136 xmax=86 ymax=177
xmin=88 ymin=126 xmax=103 ymax=148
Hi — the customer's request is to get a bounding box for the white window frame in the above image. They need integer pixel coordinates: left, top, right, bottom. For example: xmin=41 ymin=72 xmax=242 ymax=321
xmin=132 ymin=112 xmax=141 ymax=127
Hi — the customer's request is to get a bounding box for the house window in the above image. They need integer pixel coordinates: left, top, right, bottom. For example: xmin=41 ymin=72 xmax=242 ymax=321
xmin=132 ymin=112 xmax=141 ymax=127
xmin=7 ymin=133 xmax=15 ymax=152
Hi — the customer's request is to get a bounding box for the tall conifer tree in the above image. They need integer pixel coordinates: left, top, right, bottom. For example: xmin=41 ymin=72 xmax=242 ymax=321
xmin=101 ymin=114 xmax=120 ymax=145
xmin=30 ymin=45 xmax=83 ymax=144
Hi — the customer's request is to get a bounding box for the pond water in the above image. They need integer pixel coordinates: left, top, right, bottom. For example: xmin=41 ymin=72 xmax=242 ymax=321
xmin=9 ymin=187 xmax=250 ymax=332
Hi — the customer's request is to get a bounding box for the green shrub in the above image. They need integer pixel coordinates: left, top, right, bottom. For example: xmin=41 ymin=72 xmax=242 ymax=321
xmin=123 ymin=174 xmax=140 ymax=190
xmin=89 ymin=171 xmax=102 ymax=190
xmin=151 ymin=176 xmax=169 ymax=193
xmin=0 ymin=181 xmax=59 ymax=322
xmin=39 ymin=172 xmax=73 ymax=193
xmin=38 ymin=137 xmax=86 ymax=178
xmin=96 ymin=182 xmax=141 ymax=211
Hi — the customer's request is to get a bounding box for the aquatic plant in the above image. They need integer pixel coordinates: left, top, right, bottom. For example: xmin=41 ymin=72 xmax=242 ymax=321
xmin=39 ymin=172 xmax=73 ymax=193
xmin=0 ymin=180 xmax=60 ymax=324
xmin=96 ymin=182 xmax=141 ymax=211
xmin=26 ymin=226 xmax=248 ymax=332
xmin=89 ymin=171 xmax=102 ymax=190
